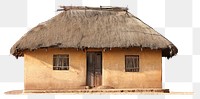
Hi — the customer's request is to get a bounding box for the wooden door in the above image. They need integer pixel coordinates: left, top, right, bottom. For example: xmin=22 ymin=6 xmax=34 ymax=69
xmin=86 ymin=52 xmax=102 ymax=87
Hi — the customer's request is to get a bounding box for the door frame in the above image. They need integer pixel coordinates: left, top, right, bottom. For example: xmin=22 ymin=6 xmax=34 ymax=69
xmin=86 ymin=51 xmax=102 ymax=87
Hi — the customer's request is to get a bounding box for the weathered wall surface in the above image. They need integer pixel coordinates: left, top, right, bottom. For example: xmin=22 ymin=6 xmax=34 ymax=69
xmin=24 ymin=48 xmax=87 ymax=90
xmin=24 ymin=48 xmax=162 ymax=90
xmin=103 ymin=48 xmax=162 ymax=88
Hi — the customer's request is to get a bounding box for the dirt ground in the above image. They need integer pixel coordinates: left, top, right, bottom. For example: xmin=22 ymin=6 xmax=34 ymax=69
xmin=4 ymin=90 xmax=193 ymax=95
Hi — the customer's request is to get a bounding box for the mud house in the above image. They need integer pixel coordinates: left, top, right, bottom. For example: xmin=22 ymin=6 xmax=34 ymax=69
xmin=10 ymin=6 xmax=178 ymax=91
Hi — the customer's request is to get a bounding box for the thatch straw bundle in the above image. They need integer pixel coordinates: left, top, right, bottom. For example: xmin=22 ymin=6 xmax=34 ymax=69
xmin=10 ymin=6 xmax=178 ymax=58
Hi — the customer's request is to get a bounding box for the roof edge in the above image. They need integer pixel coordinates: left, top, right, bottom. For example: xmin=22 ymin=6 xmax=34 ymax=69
xmin=11 ymin=46 xmax=178 ymax=59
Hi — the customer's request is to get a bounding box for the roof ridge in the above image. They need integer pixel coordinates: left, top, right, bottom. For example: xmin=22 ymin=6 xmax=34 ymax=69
xmin=57 ymin=6 xmax=128 ymax=11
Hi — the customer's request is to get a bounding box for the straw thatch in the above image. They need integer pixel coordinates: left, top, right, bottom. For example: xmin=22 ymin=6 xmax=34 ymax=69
xmin=10 ymin=6 xmax=178 ymax=58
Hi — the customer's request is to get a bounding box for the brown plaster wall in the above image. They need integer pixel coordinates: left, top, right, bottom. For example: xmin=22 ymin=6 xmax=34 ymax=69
xmin=24 ymin=48 xmax=162 ymax=90
xmin=24 ymin=48 xmax=86 ymax=90
xmin=103 ymin=48 xmax=162 ymax=88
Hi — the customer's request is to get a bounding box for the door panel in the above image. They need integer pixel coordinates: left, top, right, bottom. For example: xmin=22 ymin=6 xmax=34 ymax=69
xmin=86 ymin=52 xmax=102 ymax=87
xmin=86 ymin=53 xmax=94 ymax=87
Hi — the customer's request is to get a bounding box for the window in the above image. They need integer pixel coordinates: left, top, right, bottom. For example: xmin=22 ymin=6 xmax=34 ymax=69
xmin=53 ymin=54 xmax=69 ymax=70
xmin=125 ymin=55 xmax=139 ymax=72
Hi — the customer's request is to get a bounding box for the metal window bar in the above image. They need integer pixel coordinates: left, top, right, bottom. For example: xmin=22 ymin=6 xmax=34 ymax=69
xmin=125 ymin=55 xmax=139 ymax=72
xmin=53 ymin=55 xmax=69 ymax=70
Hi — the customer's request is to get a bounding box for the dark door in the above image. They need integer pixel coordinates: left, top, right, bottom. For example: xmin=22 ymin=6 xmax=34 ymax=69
xmin=86 ymin=52 xmax=102 ymax=87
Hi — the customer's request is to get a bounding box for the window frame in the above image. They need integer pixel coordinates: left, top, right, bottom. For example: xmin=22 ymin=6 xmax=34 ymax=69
xmin=125 ymin=55 xmax=139 ymax=72
xmin=53 ymin=54 xmax=69 ymax=70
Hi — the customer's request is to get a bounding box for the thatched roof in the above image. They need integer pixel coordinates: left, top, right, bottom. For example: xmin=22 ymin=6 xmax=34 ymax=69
xmin=10 ymin=6 xmax=178 ymax=58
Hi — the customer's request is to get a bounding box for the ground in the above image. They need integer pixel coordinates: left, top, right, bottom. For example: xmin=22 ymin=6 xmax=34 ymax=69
xmin=4 ymin=89 xmax=193 ymax=95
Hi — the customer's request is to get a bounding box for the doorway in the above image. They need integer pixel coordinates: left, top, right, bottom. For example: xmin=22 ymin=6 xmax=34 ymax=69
xmin=86 ymin=52 xmax=102 ymax=87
